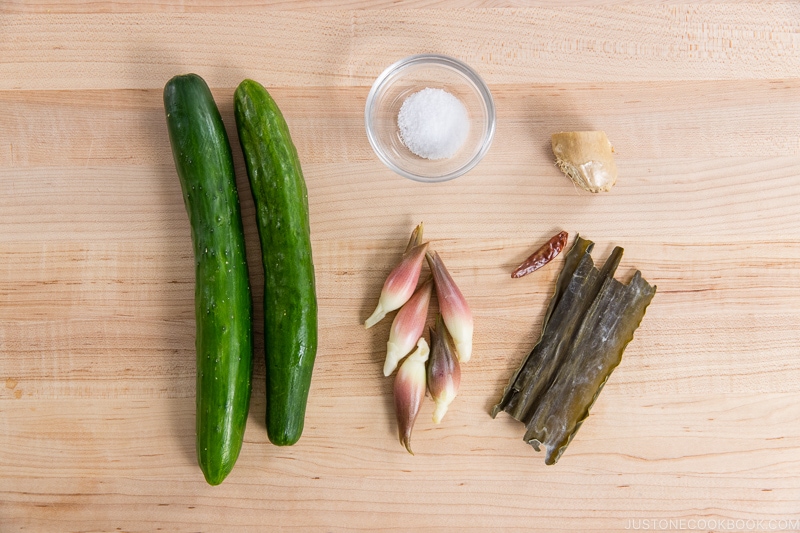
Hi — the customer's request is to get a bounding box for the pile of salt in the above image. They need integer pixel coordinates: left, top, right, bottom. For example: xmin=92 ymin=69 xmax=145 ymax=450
xmin=397 ymin=88 xmax=469 ymax=160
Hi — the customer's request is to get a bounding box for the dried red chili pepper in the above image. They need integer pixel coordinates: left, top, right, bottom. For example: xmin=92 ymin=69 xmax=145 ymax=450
xmin=511 ymin=231 xmax=568 ymax=278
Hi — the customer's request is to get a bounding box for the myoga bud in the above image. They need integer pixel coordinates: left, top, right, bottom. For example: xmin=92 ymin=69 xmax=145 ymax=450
xmin=384 ymin=278 xmax=433 ymax=376
xmin=427 ymin=314 xmax=461 ymax=424
xmin=426 ymin=250 xmax=473 ymax=363
xmin=394 ymin=337 xmax=429 ymax=455
xmin=365 ymin=223 xmax=427 ymax=329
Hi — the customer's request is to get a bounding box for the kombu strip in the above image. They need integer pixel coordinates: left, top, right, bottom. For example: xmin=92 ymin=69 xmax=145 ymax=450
xmin=490 ymin=236 xmax=593 ymax=419
xmin=492 ymin=236 xmax=656 ymax=464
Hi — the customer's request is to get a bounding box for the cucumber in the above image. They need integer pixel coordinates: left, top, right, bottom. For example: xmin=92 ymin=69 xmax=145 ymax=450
xmin=233 ymin=79 xmax=318 ymax=446
xmin=164 ymin=74 xmax=253 ymax=484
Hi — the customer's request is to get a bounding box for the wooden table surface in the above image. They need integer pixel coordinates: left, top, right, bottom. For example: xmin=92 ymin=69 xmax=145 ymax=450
xmin=2 ymin=2 xmax=800 ymax=532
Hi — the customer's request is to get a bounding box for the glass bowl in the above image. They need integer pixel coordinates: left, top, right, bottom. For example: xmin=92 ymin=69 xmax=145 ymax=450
xmin=365 ymin=54 xmax=496 ymax=183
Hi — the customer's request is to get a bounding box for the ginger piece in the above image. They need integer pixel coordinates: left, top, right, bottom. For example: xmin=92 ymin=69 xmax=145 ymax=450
xmin=551 ymin=131 xmax=618 ymax=193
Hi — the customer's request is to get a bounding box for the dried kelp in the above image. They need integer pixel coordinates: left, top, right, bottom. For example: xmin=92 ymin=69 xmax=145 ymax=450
xmin=492 ymin=236 xmax=656 ymax=464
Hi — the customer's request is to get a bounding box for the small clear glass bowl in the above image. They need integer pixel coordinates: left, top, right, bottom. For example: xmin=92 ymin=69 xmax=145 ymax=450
xmin=365 ymin=54 xmax=496 ymax=183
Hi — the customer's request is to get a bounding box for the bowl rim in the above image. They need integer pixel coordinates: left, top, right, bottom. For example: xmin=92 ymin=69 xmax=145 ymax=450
xmin=364 ymin=53 xmax=496 ymax=183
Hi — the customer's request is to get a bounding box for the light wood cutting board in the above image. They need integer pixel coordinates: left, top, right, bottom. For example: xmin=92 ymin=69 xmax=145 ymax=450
xmin=2 ymin=3 xmax=799 ymax=532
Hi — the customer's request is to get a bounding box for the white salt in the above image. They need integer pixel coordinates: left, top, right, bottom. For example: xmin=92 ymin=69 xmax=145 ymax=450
xmin=397 ymin=88 xmax=470 ymax=160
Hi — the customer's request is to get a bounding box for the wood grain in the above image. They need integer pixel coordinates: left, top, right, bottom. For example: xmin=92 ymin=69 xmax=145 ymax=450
xmin=0 ymin=0 xmax=780 ymax=14
xmin=2 ymin=6 xmax=800 ymax=89
xmin=2 ymin=394 xmax=799 ymax=531
xmin=2 ymin=4 xmax=800 ymax=532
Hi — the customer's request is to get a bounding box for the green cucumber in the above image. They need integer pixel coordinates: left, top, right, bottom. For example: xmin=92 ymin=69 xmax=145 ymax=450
xmin=164 ymin=74 xmax=253 ymax=484
xmin=233 ymin=79 xmax=318 ymax=446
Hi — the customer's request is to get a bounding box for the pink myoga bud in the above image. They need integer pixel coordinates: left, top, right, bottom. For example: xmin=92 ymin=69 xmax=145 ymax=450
xmin=394 ymin=337 xmax=429 ymax=455
xmin=426 ymin=250 xmax=473 ymax=363
xmin=364 ymin=224 xmax=427 ymax=329
xmin=384 ymin=279 xmax=433 ymax=376
xmin=427 ymin=314 xmax=461 ymax=424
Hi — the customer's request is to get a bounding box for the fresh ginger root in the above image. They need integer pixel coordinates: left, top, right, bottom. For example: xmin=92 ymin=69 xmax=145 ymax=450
xmin=551 ymin=131 xmax=618 ymax=193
